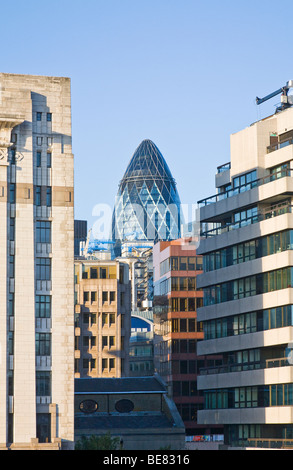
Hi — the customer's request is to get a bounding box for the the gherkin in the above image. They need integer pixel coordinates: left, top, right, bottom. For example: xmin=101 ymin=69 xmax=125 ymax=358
xmin=112 ymin=139 xmax=181 ymax=244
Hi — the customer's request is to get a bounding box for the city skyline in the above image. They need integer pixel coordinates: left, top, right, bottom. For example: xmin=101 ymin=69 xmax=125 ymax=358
xmin=1 ymin=0 xmax=291 ymax=230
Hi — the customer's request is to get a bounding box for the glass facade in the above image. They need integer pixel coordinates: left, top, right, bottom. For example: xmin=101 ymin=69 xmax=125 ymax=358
xmin=112 ymin=139 xmax=181 ymax=245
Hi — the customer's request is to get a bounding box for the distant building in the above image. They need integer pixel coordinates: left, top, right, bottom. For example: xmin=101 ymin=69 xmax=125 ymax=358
xmin=112 ymin=139 xmax=182 ymax=255
xmin=74 ymin=376 xmax=186 ymax=450
xmin=74 ymin=258 xmax=131 ymax=378
xmin=118 ymin=244 xmax=155 ymax=376
xmin=153 ymin=238 xmax=222 ymax=436
xmin=74 ymin=219 xmax=87 ymax=256
xmin=0 ymin=73 xmax=74 ymax=449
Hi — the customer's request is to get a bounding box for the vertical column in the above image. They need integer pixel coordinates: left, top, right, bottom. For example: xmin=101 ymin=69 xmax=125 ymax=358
xmin=13 ymin=131 xmax=37 ymax=444
xmin=0 ymin=154 xmax=8 ymax=447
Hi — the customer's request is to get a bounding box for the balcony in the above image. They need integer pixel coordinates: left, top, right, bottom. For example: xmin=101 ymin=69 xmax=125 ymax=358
xmin=200 ymin=201 xmax=293 ymax=238
xmin=199 ymin=167 xmax=293 ymax=208
xmin=199 ymin=357 xmax=290 ymax=376
xmin=267 ymin=138 xmax=293 ymax=154
xmin=217 ymin=162 xmax=231 ymax=173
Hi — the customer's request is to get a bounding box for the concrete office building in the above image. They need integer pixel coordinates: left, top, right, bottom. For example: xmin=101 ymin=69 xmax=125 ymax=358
xmin=196 ymin=102 xmax=293 ymax=447
xmin=0 ymin=73 xmax=74 ymax=449
xmin=74 ymin=258 xmax=132 ymax=378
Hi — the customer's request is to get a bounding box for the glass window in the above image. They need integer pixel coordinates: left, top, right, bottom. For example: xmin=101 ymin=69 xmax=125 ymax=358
xmin=36 ymin=221 xmax=51 ymax=243
xmin=46 ymin=187 xmax=52 ymax=207
xmin=36 ymin=333 xmax=51 ymax=356
xmin=35 ymin=295 xmax=51 ymax=318
xmin=36 ymin=258 xmax=51 ymax=280
xmin=36 ymin=371 xmax=51 ymax=396
xmin=37 ymin=151 xmax=41 ymax=167
xmin=188 ymin=257 xmax=196 ymax=270
xmin=180 ymin=257 xmax=187 ymax=270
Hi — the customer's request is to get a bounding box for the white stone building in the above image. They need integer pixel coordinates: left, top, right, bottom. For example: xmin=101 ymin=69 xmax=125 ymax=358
xmin=0 ymin=73 xmax=74 ymax=449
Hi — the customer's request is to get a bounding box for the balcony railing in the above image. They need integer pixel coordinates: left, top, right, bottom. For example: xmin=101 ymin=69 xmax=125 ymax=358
xmin=199 ymin=357 xmax=290 ymax=376
xmin=198 ymin=167 xmax=292 ymax=208
xmin=217 ymin=162 xmax=231 ymax=173
xmin=267 ymin=138 xmax=293 ymax=153
xmin=246 ymin=438 xmax=293 ymax=449
xmin=200 ymin=202 xmax=293 ymax=238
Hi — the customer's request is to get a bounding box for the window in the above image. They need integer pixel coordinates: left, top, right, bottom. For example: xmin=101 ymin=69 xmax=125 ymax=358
xmin=102 ymin=358 xmax=108 ymax=370
xmin=9 ymin=219 xmax=15 ymax=241
xmin=180 ymin=257 xmax=187 ymax=270
xmin=83 ymin=291 xmax=89 ymax=302
xmin=37 ymin=151 xmax=42 ymax=167
xmin=36 ymin=112 xmax=42 ymax=121
xmin=102 ymin=336 xmax=108 ymax=348
xmin=100 ymin=267 xmax=107 ymax=279
xmin=102 ymin=291 xmax=108 ymax=303
xmin=102 ymin=313 xmax=108 ymax=326
xmin=46 ymin=187 xmax=52 ymax=207
xmin=170 ymin=257 xmax=178 ymax=271
xmin=90 ymin=268 xmax=98 ymax=279
xmin=233 ymin=170 xmax=257 ymax=191
xmin=36 ymin=258 xmax=51 ymax=280
xmin=36 ymin=333 xmax=51 ymax=356
xmin=110 ymin=291 xmax=116 ymax=302
xmin=109 ymin=358 xmax=115 ymax=370
xmin=91 ymin=291 xmax=97 ymax=302
xmin=35 ymin=295 xmax=51 ymax=318
xmin=36 ymin=221 xmax=51 ymax=244
xmin=35 ymin=186 xmax=41 ymax=206
xmin=47 ymin=113 xmax=52 ymax=122
xmin=9 ymin=184 xmax=15 ymax=204
xmin=47 ymin=152 xmax=51 ymax=168
xmin=109 ymin=336 xmax=115 ymax=348
xmin=36 ymin=371 xmax=51 ymax=396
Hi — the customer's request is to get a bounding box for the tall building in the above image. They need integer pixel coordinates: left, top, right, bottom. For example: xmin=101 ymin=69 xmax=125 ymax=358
xmin=74 ymin=219 xmax=87 ymax=256
xmin=197 ymin=103 xmax=293 ymax=448
xmin=74 ymin=258 xmax=132 ymax=378
xmin=153 ymin=239 xmax=221 ymax=436
xmin=112 ymin=139 xmax=181 ymax=252
xmin=0 ymin=73 xmax=74 ymax=449
xmin=120 ymin=245 xmax=155 ymax=377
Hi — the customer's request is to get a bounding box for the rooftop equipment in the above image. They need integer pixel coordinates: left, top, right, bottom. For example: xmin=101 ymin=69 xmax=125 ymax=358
xmin=256 ymin=80 xmax=293 ymax=113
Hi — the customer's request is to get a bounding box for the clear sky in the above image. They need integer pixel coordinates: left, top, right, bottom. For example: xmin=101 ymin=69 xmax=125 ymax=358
xmin=1 ymin=0 xmax=292 ymax=232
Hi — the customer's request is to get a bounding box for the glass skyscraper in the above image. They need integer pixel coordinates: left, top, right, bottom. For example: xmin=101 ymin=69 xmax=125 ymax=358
xmin=112 ymin=139 xmax=181 ymax=245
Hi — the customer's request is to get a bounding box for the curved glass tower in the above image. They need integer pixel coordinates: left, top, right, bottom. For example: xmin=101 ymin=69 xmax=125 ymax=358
xmin=112 ymin=139 xmax=181 ymax=244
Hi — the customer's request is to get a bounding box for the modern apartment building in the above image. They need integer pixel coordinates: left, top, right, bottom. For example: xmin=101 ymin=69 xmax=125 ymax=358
xmin=0 ymin=73 xmax=74 ymax=449
xmin=153 ymin=239 xmax=222 ymax=435
xmin=74 ymin=258 xmax=131 ymax=378
xmin=197 ymin=104 xmax=293 ymax=447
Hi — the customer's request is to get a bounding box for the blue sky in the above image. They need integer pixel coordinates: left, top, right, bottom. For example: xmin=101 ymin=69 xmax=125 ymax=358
xmin=1 ymin=0 xmax=292 ymax=231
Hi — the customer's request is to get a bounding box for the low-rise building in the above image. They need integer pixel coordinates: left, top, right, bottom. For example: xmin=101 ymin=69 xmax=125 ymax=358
xmin=74 ymin=376 xmax=186 ymax=450
xmin=74 ymin=259 xmax=131 ymax=378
